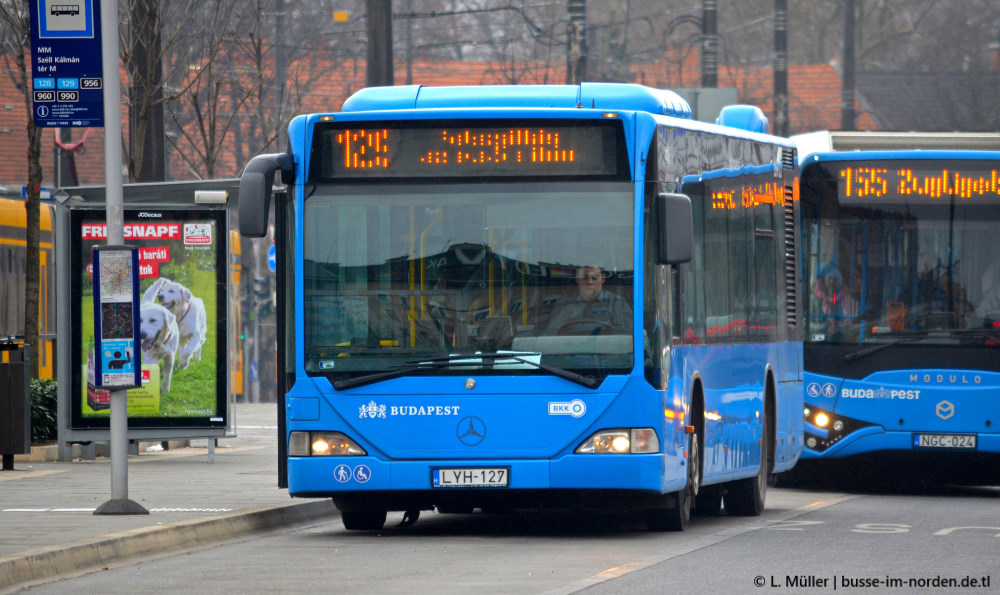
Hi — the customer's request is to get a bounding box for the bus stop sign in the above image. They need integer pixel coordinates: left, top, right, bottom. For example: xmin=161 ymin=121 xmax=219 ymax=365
xmin=29 ymin=0 xmax=104 ymax=128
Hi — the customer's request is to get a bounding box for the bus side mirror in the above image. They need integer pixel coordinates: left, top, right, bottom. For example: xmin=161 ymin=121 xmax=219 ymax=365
xmin=239 ymin=153 xmax=293 ymax=238
xmin=657 ymin=193 xmax=693 ymax=265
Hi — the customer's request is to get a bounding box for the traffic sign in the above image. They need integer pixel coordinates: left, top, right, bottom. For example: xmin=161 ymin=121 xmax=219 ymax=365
xmin=29 ymin=0 xmax=104 ymax=128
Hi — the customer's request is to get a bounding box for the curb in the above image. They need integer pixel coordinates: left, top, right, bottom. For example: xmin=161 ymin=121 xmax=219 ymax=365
xmin=13 ymin=440 xmax=191 ymax=463
xmin=0 ymin=499 xmax=339 ymax=593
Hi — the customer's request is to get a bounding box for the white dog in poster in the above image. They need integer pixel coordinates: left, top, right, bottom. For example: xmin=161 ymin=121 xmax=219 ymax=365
xmin=142 ymin=277 xmax=208 ymax=370
xmin=138 ymin=302 xmax=179 ymax=393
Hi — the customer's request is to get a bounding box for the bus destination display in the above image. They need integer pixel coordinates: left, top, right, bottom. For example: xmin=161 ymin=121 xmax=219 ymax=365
xmin=311 ymin=121 xmax=624 ymax=180
xmin=831 ymin=160 xmax=1000 ymax=203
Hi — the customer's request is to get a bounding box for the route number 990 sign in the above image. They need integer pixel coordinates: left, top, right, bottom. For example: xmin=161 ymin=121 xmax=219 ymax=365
xmin=310 ymin=121 xmax=626 ymax=180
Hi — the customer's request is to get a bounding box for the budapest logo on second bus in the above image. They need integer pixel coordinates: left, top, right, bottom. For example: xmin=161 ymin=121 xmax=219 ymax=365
xmin=841 ymin=386 xmax=921 ymax=400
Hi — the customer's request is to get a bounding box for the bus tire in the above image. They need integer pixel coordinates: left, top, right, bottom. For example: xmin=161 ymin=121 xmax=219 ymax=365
xmin=724 ymin=411 xmax=769 ymax=516
xmin=341 ymin=509 xmax=387 ymax=530
xmin=646 ymin=431 xmax=699 ymax=531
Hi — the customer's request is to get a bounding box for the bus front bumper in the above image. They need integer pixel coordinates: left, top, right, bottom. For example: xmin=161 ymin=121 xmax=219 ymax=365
xmin=287 ymin=453 xmax=682 ymax=504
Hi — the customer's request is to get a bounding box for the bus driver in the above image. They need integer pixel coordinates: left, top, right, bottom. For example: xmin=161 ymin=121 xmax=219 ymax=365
xmin=543 ymin=266 xmax=633 ymax=335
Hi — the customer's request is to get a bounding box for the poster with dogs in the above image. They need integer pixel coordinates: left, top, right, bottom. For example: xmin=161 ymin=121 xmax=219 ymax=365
xmin=71 ymin=209 xmax=227 ymax=429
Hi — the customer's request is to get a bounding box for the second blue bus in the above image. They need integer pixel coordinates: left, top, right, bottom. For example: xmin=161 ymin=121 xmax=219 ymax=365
xmin=795 ymin=131 xmax=1000 ymax=472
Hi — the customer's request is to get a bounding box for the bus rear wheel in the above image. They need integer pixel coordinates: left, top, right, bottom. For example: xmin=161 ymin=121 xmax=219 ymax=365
xmin=724 ymin=412 xmax=769 ymax=516
xmin=341 ymin=510 xmax=387 ymax=531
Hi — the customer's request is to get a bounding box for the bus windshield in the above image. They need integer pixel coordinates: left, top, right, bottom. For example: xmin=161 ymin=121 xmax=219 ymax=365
xmin=302 ymin=181 xmax=635 ymax=382
xmin=801 ymin=159 xmax=1000 ymax=347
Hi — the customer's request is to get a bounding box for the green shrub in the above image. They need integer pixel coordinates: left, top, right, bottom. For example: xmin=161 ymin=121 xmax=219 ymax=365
xmin=30 ymin=378 xmax=58 ymax=442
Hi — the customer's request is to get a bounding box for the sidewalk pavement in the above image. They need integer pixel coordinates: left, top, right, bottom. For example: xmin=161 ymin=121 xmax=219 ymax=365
xmin=0 ymin=402 xmax=338 ymax=592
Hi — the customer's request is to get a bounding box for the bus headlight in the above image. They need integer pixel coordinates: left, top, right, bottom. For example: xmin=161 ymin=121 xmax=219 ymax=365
xmin=814 ymin=412 xmax=830 ymax=428
xmin=575 ymin=428 xmax=659 ymax=454
xmin=288 ymin=431 xmax=367 ymax=456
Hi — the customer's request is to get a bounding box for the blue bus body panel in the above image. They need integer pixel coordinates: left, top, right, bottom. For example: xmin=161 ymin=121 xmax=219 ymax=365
xmin=318 ymin=374 xmax=633 ymax=460
xmin=803 ymin=369 xmax=1000 ymax=458
xmin=673 ymin=341 xmax=803 ymax=481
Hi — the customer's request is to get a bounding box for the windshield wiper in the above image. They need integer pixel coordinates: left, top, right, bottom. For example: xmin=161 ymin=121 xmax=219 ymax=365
xmin=425 ymin=352 xmax=600 ymax=388
xmin=843 ymin=334 xmax=927 ymax=362
xmin=332 ymin=351 xmax=599 ymax=390
xmin=844 ymin=327 xmax=1000 ymax=362
xmin=946 ymin=328 xmax=1000 ymax=344
xmin=332 ymin=364 xmax=439 ymax=390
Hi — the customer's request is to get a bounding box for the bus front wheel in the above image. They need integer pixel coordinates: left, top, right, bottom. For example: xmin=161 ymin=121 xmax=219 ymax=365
xmin=645 ymin=431 xmax=699 ymax=531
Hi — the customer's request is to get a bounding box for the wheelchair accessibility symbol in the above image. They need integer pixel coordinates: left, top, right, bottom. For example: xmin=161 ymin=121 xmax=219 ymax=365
xmin=353 ymin=465 xmax=372 ymax=483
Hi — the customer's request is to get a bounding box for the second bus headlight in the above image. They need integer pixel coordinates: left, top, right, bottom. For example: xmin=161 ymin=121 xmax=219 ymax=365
xmin=288 ymin=431 xmax=367 ymax=456
xmin=575 ymin=428 xmax=660 ymax=454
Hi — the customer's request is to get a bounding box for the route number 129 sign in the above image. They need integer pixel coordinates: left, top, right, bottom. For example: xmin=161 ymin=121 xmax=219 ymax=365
xmin=92 ymin=245 xmax=141 ymax=389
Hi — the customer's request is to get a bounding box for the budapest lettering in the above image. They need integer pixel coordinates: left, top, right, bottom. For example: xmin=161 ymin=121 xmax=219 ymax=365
xmin=359 ymin=400 xmax=461 ymax=419
xmin=841 ymin=387 xmax=921 ymax=399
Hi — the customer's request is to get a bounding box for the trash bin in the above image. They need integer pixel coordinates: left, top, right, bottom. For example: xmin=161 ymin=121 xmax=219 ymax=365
xmin=1 ymin=343 xmax=30 ymax=471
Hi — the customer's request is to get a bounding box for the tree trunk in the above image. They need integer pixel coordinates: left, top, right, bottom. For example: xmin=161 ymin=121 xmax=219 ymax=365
xmin=15 ymin=28 xmax=43 ymax=379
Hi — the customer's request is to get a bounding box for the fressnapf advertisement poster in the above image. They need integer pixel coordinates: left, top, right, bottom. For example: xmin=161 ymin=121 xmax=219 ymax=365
xmin=71 ymin=209 xmax=227 ymax=429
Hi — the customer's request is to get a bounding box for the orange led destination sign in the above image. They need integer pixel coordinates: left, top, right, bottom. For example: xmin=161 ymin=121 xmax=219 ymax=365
xmin=837 ymin=163 xmax=1000 ymax=201
xmin=310 ymin=120 xmax=626 ymax=181
xmin=710 ymin=181 xmax=785 ymax=210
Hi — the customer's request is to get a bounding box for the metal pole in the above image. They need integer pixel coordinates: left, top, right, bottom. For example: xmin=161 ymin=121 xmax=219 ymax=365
xmin=773 ymin=0 xmax=789 ymax=136
xmin=566 ymin=0 xmax=587 ymax=85
xmin=841 ymin=0 xmax=856 ymax=130
xmin=366 ymin=0 xmax=394 ymax=86
xmin=701 ymin=0 xmax=718 ymax=88
xmin=94 ymin=0 xmax=148 ymax=516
